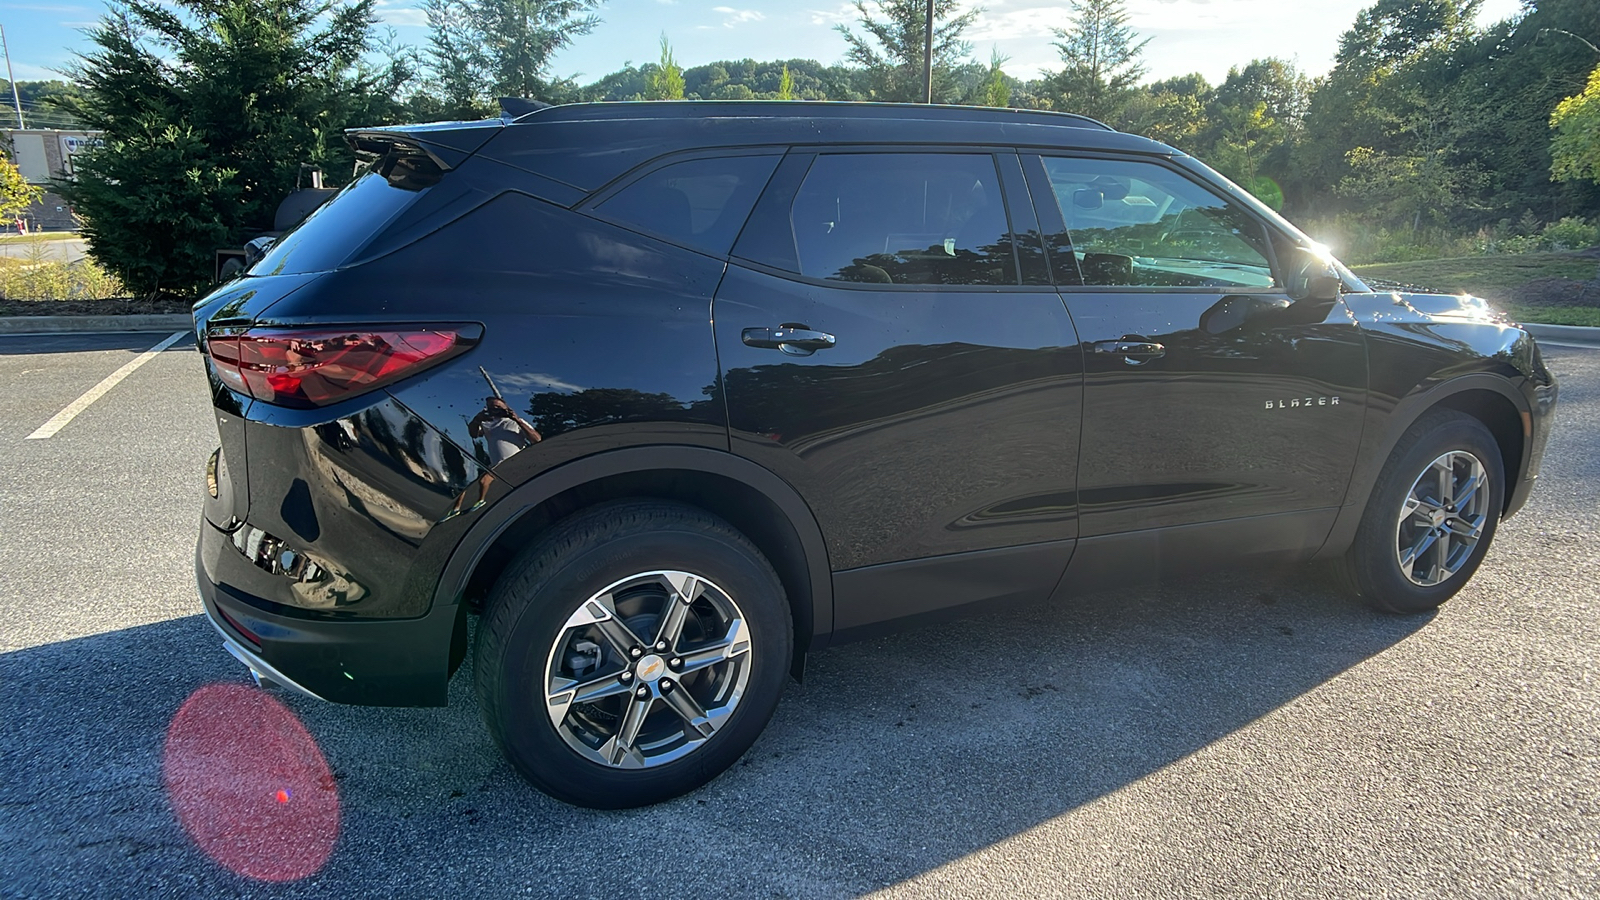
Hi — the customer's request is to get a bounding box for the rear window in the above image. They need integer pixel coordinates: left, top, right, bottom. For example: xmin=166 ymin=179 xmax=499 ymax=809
xmin=248 ymin=158 xmax=436 ymax=277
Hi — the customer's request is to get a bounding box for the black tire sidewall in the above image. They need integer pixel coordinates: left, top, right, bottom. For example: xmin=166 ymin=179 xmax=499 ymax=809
xmin=477 ymin=505 xmax=791 ymax=808
xmin=1350 ymin=412 xmax=1505 ymax=613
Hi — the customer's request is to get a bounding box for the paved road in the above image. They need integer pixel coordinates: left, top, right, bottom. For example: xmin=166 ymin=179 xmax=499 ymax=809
xmin=1 ymin=333 xmax=1597 ymax=898
xmin=0 ymin=237 xmax=89 ymax=264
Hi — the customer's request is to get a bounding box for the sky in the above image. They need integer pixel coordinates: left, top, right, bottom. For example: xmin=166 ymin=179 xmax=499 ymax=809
xmin=0 ymin=0 xmax=1528 ymax=87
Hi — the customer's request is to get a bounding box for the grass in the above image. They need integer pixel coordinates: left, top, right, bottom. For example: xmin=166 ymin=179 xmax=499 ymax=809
xmin=1349 ymin=253 xmax=1599 ymax=302
xmin=1501 ymin=305 xmax=1600 ymax=327
xmin=0 ymin=232 xmax=81 ymax=245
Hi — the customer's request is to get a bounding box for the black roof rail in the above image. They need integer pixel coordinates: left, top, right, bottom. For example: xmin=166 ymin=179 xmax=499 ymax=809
xmin=513 ymin=100 xmax=1115 ymax=132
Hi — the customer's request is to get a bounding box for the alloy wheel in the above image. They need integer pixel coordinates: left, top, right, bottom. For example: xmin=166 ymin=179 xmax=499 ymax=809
xmin=543 ymin=571 xmax=753 ymax=769
xmin=1393 ymin=450 xmax=1491 ymax=588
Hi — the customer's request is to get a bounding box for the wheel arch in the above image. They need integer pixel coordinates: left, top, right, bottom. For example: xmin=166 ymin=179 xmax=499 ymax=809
xmin=433 ymin=446 xmax=834 ymax=669
xmin=1315 ymin=374 xmax=1532 ymax=561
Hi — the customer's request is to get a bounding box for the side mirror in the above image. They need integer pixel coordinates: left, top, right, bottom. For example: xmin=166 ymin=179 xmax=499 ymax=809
xmin=1200 ymin=294 xmax=1292 ymax=335
xmin=1286 ymin=248 xmax=1342 ymax=303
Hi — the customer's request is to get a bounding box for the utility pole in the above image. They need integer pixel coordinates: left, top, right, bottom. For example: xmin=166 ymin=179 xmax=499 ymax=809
xmin=1 ymin=24 xmax=23 ymax=129
xmin=922 ymin=0 xmax=934 ymax=103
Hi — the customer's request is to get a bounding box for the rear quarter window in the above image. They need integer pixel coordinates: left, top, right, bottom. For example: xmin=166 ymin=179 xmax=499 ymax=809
xmin=249 ymin=160 xmax=435 ymax=277
xmin=594 ymin=155 xmax=781 ymax=257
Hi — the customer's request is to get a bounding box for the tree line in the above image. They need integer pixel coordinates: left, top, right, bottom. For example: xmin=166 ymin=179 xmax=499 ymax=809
xmin=5 ymin=0 xmax=1596 ymax=298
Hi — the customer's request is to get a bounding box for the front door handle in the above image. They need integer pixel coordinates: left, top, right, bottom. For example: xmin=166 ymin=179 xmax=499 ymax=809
xmin=1093 ymin=339 xmax=1166 ymax=365
xmin=742 ymin=325 xmax=836 ymax=357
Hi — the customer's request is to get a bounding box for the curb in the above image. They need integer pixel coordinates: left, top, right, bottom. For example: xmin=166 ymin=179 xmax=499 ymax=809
xmin=0 ymin=314 xmax=193 ymax=335
xmin=1522 ymin=322 xmax=1600 ymax=347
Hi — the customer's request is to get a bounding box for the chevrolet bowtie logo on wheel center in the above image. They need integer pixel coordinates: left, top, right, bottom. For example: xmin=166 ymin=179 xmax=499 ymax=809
xmin=635 ymin=654 xmax=666 ymax=681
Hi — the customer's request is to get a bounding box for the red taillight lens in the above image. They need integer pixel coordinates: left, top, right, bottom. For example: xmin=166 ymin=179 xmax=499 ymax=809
xmin=206 ymin=325 xmax=480 ymax=408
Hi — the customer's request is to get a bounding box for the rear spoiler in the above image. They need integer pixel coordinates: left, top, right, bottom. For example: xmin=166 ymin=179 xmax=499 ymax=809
xmin=344 ymin=120 xmax=504 ymax=171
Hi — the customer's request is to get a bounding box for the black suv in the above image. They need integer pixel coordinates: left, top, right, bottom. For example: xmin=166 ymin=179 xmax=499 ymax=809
xmin=193 ymin=101 xmax=1557 ymax=808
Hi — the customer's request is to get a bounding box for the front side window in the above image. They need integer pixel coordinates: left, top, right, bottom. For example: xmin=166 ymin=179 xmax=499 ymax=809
xmin=596 ymin=154 xmax=780 ymax=256
xmin=1040 ymin=157 xmax=1276 ymax=289
xmin=789 ymin=153 xmax=1018 ymax=286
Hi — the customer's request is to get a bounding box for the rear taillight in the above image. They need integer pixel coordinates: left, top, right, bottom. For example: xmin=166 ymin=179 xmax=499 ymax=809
xmin=206 ymin=324 xmax=481 ymax=408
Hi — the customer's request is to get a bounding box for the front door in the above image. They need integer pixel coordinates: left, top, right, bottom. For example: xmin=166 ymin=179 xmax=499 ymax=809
xmin=714 ymin=150 xmax=1084 ymax=633
xmin=1024 ymin=153 xmax=1367 ymax=544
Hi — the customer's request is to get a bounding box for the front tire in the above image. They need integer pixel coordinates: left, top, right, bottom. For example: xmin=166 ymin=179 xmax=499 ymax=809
xmin=475 ymin=500 xmax=792 ymax=808
xmin=1339 ymin=410 xmax=1505 ymax=614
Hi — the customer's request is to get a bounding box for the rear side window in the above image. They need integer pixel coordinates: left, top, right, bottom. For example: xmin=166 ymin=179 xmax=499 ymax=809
xmin=249 ymin=160 xmax=434 ymax=277
xmin=787 ymin=153 xmax=1018 ymax=286
xmin=596 ymin=155 xmax=780 ymax=256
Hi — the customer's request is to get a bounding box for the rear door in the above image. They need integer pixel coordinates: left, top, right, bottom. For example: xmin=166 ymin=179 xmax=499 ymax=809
xmin=1023 ymin=153 xmax=1366 ymax=553
xmin=713 ymin=149 xmax=1084 ymax=634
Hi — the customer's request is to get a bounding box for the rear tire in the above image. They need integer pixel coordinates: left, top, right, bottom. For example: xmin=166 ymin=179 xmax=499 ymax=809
xmin=1338 ymin=410 xmax=1504 ymax=614
xmin=475 ymin=500 xmax=791 ymax=808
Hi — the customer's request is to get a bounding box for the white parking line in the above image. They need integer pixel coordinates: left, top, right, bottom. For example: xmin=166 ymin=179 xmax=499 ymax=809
xmin=25 ymin=331 xmax=189 ymax=440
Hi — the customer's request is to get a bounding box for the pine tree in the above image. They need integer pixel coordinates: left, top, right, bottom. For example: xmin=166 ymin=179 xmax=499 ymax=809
xmin=56 ymin=0 xmax=408 ymax=298
xmin=777 ymin=65 xmax=796 ymax=100
xmin=982 ymin=48 xmax=1010 ymax=108
xmin=645 ymin=35 xmax=686 ymax=101
xmin=836 ymin=0 xmax=981 ymax=103
xmin=1047 ymin=0 xmax=1150 ymax=122
xmin=422 ymin=0 xmax=602 ymax=117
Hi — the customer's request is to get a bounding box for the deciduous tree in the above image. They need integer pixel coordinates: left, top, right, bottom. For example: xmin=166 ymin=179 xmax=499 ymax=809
xmin=1551 ymin=63 xmax=1600 ymax=185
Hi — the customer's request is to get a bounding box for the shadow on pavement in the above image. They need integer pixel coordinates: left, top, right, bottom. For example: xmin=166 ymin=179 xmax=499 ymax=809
xmin=0 ymin=569 xmax=1426 ymax=897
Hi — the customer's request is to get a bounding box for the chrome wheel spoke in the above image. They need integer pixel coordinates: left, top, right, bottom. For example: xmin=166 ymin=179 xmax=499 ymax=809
xmin=662 ymin=686 xmax=719 ymax=739
xmin=592 ymin=610 xmax=648 ymax=657
xmin=677 ymin=617 xmax=751 ymax=675
xmin=1447 ymin=513 xmax=1485 ymax=541
xmin=546 ymin=671 xmax=631 ymax=728
xmin=1451 ymin=471 xmax=1486 ymax=513
xmin=654 ymin=573 xmax=702 ymax=650
xmin=1401 ymin=529 xmax=1440 ymax=571
xmin=1434 ymin=457 xmax=1455 ymax=508
xmin=604 ymin=694 xmax=653 ymax=766
xmin=1402 ymin=495 xmax=1442 ymax=522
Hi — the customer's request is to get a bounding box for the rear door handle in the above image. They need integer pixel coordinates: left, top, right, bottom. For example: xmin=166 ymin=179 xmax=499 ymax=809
xmin=742 ymin=325 xmax=836 ymax=356
xmin=1092 ymin=340 xmax=1166 ymax=365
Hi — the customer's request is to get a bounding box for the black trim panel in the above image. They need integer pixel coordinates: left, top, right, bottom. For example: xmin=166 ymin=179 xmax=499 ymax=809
xmin=1055 ymin=508 xmax=1339 ymax=598
xmin=831 ymin=540 xmax=1075 ymax=644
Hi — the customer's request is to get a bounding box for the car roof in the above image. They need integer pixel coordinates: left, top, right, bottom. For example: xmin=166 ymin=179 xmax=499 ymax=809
xmin=484 ymin=101 xmax=1178 ymax=194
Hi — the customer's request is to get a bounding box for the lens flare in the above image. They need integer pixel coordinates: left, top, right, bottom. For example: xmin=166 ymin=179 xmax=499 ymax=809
xmin=163 ymin=684 xmax=339 ymax=882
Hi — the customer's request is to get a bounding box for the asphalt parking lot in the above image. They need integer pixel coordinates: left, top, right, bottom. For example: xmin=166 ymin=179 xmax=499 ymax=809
xmin=2 ymin=331 xmax=1597 ymax=899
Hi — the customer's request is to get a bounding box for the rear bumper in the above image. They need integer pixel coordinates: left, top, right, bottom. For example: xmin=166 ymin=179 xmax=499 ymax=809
xmin=197 ymin=522 xmax=464 ymax=706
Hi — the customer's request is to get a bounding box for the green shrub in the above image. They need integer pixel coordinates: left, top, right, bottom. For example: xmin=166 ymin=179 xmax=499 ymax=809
xmin=1541 ymin=217 xmax=1600 ymax=251
xmin=0 ymin=243 xmax=124 ymax=300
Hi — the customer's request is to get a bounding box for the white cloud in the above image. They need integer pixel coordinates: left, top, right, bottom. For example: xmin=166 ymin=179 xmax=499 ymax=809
xmin=966 ymin=7 xmax=1063 ymax=41
xmin=711 ymin=6 xmax=765 ymax=27
xmin=374 ymin=1 xmax=429 ymax=28
xmin=490 ymin=372 xmax=585 ymax=394
xmin=808 ymin=3 xmax=856 ymax=27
